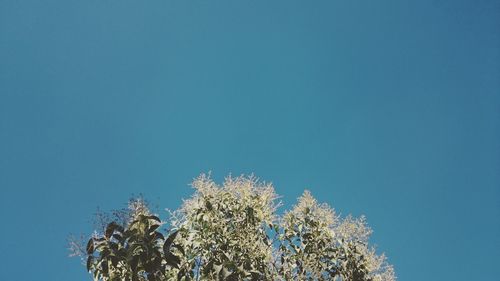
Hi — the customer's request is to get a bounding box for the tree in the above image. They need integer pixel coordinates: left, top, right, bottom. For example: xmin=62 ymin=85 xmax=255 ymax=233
xmin=71 ymin=174 xmax=395 ymax=281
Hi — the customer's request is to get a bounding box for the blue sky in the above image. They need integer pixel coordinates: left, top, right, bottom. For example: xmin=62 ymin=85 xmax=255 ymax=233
xmin=1 ymin=0 xmax=499 ymax=280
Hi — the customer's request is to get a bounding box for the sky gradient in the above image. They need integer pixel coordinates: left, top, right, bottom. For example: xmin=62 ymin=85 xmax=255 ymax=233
xmin=1 ymin=0 xmax=499 ymax=280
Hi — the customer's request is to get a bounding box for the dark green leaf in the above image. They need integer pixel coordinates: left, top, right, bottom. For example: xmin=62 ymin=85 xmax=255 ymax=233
xmin=130 ymin=255 xmax=139 ymax=271
xmin=86 ymin=238 xmax=94 ymax=255
xmin=112 ymin=234 xmax=123 ymax=242
xmin=147 ymin=215 xmax=161 ymax=223
xmin=110 ymin=255 xmax=119 ymax=267
xmin=163 ymin=230 xmax=179 ymax=253
xmin=152 ymin=231 xmax=164 ymax=241
xmin=148 ymin=224 xmax=160 ymax=234
xmin=173 ymin=244 xmax=185 ymax=255
xmin=101 ymin=260 xmax=109 ymax=276
xmin=105 ymin=222 xmax=118 ymax=238
xmin=165 ymin=253 xmax=180 ymax=268
xmin=86 ymin=255 xmax=93 ymax=272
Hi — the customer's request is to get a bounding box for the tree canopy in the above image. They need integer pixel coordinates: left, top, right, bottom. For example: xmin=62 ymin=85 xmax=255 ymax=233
xmin=71 ymin=174 xmax=395 ymax=281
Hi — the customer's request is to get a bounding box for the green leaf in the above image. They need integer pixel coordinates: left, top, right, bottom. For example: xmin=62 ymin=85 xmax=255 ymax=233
xmin=203 ymin=260 xmax=214 ymax=275
xmin=112 ymin=233 xmax=123 ymax=242
xmin=163 ymin=230 xmax=179 ymax=253
xmin=213 ymin=263 xmax=222 ymax=275
xmin=101 ymin=260 xmax=109 ymax=276
xmin=86 ymin=238 xmax=94 ymax=255
xmin=110 ymin=255 xmax=119 ymax=267
xmin=152 ymin=231 xmax=164 ymax=241
xmin=165 ymin=252 xmax=180 ymax=268
xmin=147 ymin=215 xmax=161 ymax=223
xmin=147 ymin=224 xmax=160 ymax=234
xmin=105 ymin=222 xmax=119 ymax=238
xmin=86 ymin=255 xmax=93 ymax=272
xmin=172 ymin=244 xmax=185 ymax=255
xmin=205 ymin=200 xmax=213 ymax=210
xmin=130 ymin=255 xmax=139 ymax=272
xmin=221 ymin=266 xmax=231 ymax=278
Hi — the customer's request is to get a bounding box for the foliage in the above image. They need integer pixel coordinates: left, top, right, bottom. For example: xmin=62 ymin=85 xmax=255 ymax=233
xmin=83 ymin=198 xmax=182 ymax=281
xmin=72 ymin=174 xmax=395 ymax=281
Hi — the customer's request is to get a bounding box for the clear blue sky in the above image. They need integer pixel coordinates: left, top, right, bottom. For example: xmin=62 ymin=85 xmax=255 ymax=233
xmin=0 ymin=0 xmax=499 ymax=280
